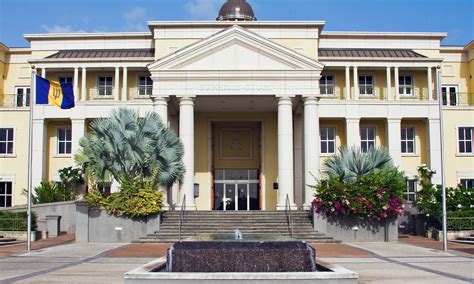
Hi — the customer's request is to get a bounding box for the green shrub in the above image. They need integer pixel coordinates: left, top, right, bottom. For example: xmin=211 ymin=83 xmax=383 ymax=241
xmin=0 ymin=211 xmax=37 ymax=231
xmin=27 ymin=181 xmax=76 ymax=204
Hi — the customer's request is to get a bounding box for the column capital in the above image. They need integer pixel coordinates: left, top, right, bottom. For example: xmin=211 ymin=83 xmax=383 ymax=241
xmin=178 ymin=96 xmax=195 ymax=105
xmin=387 ymin=118 xmax=402 ymax=123
xmin=346 ymin=117 xmax=360 ymax=123
xmin=71 ymin=118 xmax=86 ymax=123
xmin=277 ymin=96 xmax=293 ymax=105
xmin=303 ymin=96 xmax=320 ymax=105
xmin=151 ymin=95 xmax=169 ymax=103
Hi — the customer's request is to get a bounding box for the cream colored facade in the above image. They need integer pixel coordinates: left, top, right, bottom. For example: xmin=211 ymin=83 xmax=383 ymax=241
xmin=0 ymin=20 xmax=472 ymax=210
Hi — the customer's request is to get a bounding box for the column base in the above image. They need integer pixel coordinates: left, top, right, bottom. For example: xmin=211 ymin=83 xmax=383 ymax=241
xmin=302 ymin=203 xmax=313 ymax=210
xmin=275 ymin=203 xmax=298 ymax=211
xmin=161 ymin=202 xmax=170 ymax=211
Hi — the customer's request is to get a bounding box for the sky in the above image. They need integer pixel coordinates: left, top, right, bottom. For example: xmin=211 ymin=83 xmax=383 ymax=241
xmin=0 ymin=0 xmax=472 ymax=47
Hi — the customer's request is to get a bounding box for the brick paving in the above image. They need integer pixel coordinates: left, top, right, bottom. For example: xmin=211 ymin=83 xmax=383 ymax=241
xmin=0 ymin=233 xmax=75 ymax=257
xmin=399 ymin=235 xmax=474 ymax=256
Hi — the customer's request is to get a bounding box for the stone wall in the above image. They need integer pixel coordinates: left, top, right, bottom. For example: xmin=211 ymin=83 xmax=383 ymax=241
xmin=75 ymin=201 xmax=160 ymax=243
xmin=313 ymin=211 xmax=398 ymax=242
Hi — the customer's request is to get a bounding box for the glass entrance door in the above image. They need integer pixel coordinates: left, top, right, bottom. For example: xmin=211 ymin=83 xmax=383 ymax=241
xmin=214 ymin=169 xmax=260 ymax=211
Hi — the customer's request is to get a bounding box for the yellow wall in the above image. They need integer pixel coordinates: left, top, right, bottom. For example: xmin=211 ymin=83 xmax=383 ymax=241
xmin=400 ymin=120 xmax=428 ymax=174
xmin=194 ymin=112 xmax=278 ymax=211
xmin=272 ymin=39 xmax=318 ymax=60
xmin=154 ymin=39 xmax=200 ymax=59
xmin=0 ymin=111 xmax=30 ymax=206
xmin=3 ymin=63 xmax=31 ymax=96
xmin=45 ymin=121 xmax=73 ymax=181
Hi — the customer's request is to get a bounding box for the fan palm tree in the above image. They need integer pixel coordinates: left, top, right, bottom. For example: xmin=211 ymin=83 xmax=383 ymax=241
xmin=323 ymin=146 xmax=393 ymax=183
xmin=75 ymin=108 xmax=185 ymax=186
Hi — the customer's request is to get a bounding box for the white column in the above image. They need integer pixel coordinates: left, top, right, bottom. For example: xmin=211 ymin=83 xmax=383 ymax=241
xmin=345 ymin=66 xmax=351 ymax=100
xmin=394 ymin=67 xmax=400 ymax=100
xmin=41 ymin=68 xmax=46 ymax=78
xmin=428 ymin=119 xmax=442 ymax=185
xmin=386 ymin=67 xmax=392 ymax=100
xmin=32 ymin=119 xmax=46 ymax=188
xmin=427 ymin=67 xmax=433 ymax=101
xmin=346 ymin=118 xmax=360 ymax=148
xmin=387 ymin=118 xmax=402 ymax=167
xmin=178 ymin=97 xmax=196 ymax=210
xmin=71 ymin=119 xmax=86 ymax=165
xmin=114 ymin=67 xmax=120 ymax=101
xmin=122 ymin=67 xmax=128 ymax=101
xmin=81 ymin=67 xmax=87 ymax=101
xmin=73 ymin=67 xmax=79 ymax=102
xmin=276 ymin=96 xmax=296 ymax=210
xmin=303 ymin=96 xmax=320 ymax=209
xmin=153 ymin=96 xmax=169 ymax=126
xmin=353 ymin=66 xmax=359 ymax=100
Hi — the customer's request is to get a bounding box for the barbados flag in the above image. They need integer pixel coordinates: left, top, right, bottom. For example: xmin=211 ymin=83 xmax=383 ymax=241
xmin=36 ymin=75 xmax=75 ymax=109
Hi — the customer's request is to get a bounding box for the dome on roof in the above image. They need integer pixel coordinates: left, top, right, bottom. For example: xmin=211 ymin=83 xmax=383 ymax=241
xmin=217 ymin=0 xmax=256 ymax=21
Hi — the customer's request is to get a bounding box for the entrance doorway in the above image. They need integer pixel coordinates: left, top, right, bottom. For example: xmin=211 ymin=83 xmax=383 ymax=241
xmin=213 ymin=169 xmax=260 ymax=211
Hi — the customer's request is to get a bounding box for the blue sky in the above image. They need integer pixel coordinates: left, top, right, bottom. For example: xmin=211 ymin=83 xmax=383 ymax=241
xmin=0 ymin=0 xmax=472 ymax=47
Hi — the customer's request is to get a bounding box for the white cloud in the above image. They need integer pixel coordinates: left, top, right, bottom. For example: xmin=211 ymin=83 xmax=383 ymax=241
xmin=123 ymin=7 xmax=147 ymax=32
xmin=185 ymin=0 xmax=224 ymax=20
xmin=41 ymin=24 xmax=85 ymax=33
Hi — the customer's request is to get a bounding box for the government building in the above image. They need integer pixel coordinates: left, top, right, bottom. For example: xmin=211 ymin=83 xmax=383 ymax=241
xmin=0 ymin=0 xmax=473 ymax=212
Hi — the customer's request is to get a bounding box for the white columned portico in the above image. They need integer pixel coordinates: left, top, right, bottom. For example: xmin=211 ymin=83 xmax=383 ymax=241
xmin=427 ymin=67 xmax=433 ymax=101
xmin=428 ymin=119 xmax=442 ymax=185
xmin=32 ymin=119 xmax=46 ymax=188
xmin=353 ymin=66 xmax=359 ymax=100
xmin=346 ymin=118 xmax=360 ymax=147
xmin=276 ymin=96 xmax=296 ymax=210
xmin=71 ymin=119 xmax=86 ymax=164
xmin=178 ymin=96 xmax=196 ymax=210
xmin=152 ymin=96 xmax=169 ymax=125
xmin=122 ymin=67 xmax=128 ymax=101
xmin=387 ymin=118 xmax=402 ymax=167
xmin=386 ymin=67 xmax=392 ymax=100
xmin=41 ymin=68 xmax=46 ymax=78
xmin=73 ymin=67 xmax=79 ymax=102
xmin=81 ymin=67 xmax=87 ymax=101
xmin=394 ymin=67 xmax=400 ymax=100
xmin=345 ymin=66 xmax=351 ymax=100
xmin=303 ymin=96 xmax=320 ymax=209
xmin=114 ymin=67 xmax=120 ymax=101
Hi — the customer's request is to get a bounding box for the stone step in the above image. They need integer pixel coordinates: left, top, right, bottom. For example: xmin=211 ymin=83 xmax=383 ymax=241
xmin=456 ymin=236 xmax=474 ymax=241
xmin=0 ymin=238 xmax=17 ymax=243
xmin=450 ymin=240 xmax=474 ymax=245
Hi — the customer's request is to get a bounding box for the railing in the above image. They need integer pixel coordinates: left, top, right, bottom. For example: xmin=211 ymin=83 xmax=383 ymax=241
xmin=0 ymin=94 xmax=30 ymax=108
xmin=130 ymin=86 xmax=153 ymax=98
xmin=0 ymin=218 xmax=28 ymax=231
xmin=446 ymin=217 xmax=474 ymax=231
xmin=442 ymin=92 xmax=473 ymax=107
xmin=178 ymin=194 xmax=186 ymax=241
xmin=285 ymin=194 xmax=294 ymax=239
xmin=89 ymin=87 xmax=115 ymax=99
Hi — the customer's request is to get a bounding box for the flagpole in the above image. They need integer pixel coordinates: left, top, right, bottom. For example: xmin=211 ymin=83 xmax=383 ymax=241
xmin=27 ymin=66 xmax=36 ymax=251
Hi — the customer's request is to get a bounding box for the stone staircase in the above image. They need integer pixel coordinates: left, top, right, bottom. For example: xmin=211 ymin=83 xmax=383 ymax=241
xmin=0 ymin=235 xmax=20 ymax=246
xmin=137 ymin=211 xmax=339 ymax=243
xmin=451 ymin=234 xmax=474 ymax=245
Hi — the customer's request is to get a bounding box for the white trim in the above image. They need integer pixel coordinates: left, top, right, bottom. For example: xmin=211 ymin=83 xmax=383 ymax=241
xmin=455 ymin=125 xmax=474 ymax=155
xmin=136 ymin=74 xmax=153 ymax=97
xmin=56 ymin=127 xmax=72 ymax=156
xmin=401 ymin=126 xmax=416 ymax=155
xmin=0 ymin=178 xmax=15 ymax=208
xmin=319 ymin=126 xmax=337 ymax=156
xmin=358 ymin=73 xmax=376 ymax=97
xmin=319 ymin=74 xmax=336 ymax=96
xmin=360 ymin=125 xmax=377 ymax=151
xmin=441 ymin=84 xmax=459 ymax=106
xmin=398 ymin=74 xmax=414 ymax=97
xmin=0 ymin=126 xmax=16 ymax=157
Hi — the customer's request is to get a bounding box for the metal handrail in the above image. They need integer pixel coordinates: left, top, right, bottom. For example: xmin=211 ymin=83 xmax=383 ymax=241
xmin=178 ymin=195 xmax=186 ymax=241
xmin=285 ymin=194 xmax=294 ymax=239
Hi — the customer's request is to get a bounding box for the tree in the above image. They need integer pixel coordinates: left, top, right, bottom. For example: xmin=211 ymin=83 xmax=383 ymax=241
xmin=323 ymin=146 xmax=393 ymax=183
xmin=75 ymin=108 xmax=185 ymax=186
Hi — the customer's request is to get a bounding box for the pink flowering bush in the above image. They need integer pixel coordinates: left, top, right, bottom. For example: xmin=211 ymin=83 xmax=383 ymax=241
xmin=311 ymin=168 xmax=406 ymax=222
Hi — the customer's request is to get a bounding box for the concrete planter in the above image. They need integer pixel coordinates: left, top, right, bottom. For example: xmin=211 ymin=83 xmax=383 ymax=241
xmin=75 ymin=201 xmax=161 ymax=243
xmin=313 ymin=211 xmax=397 ymax=242
xmin=429 ymin=229 xmax=474 ymax=242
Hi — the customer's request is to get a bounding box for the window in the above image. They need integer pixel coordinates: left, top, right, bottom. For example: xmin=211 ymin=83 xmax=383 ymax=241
xmin=360 ymin=127 xmax=376 ymax=152
xmin=97 ymin=76 xmax=113 ymax=96
xmin=96 ymin=182 xmax=111 ymax=195
xmin=57 ymin=128 xmax=72 ymax=155
xmin=460 ymin=179 xmax=474 ymax=189
xmin=138 ymin=76 xmax=153 ymax=96
xmin=401 ymin=127 xmax=415 ymax=154
xmin=320 ymin=127 xmax=336 ymax=154
xmin=0 ymin=182 xmax=13 ymax=208
xmin=15 ymin=86 xmax=30 ymax=107
xmin=399 ymin=75 xmax=413 ymax=96
xmin=359 ymin=75 xmax=374 ymax=96
xmin=0 ymin=128 xmax=14 ymax=155
xmin=58 ymin=76 xmax=73 ymax=84
xmin=320 ymin=75 xmax=335 ymax=96
xmin=441 ymin=86 xmax=458 ymax=106
xmin=458 ymin=127 xmax=473 ymax=154
xmin=405 ymin=179 xmax=417 ymax=202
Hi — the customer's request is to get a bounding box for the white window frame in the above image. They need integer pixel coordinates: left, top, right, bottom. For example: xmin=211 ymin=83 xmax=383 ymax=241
xmin=320 ymin=75 xmax=335 ymax=96
xmin=57 ymin=127 xmax=72 ymax=156
xmin=401 ymin=127 xmax=416 ymax=154
xmin=0 ymin=127 xmax=15 ymax=156
xmin=459 ymin=178 xmax=474 ymax=189
xmin=97 ymin=75 xmax=113 ymax=96
xmin=0 ymin=180 xmax=13 ymax=208
xmin=441 ymin=85 xmax=459 ymax=106
xmin=14 ymin=86 xmax=30 ymax=107
xmin=360 ymin=126 xmax=376 ymax=152
xmin=320 ymin=127 xmax=337 ymax=155
xmin=405 ymin=178 xmax=418 ymax=203
xmin=359 ymin=75 xmax=374 ymax=96
xmin=137 ymin=75 xmax=153 ymax=96
xmin=457 ymin=126 xmax=473 ymax=155
xmin=399 ymin=75 xmax=413 ymax=96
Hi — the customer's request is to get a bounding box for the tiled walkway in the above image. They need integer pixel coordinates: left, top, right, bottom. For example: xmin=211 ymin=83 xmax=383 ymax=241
xmin=0 ymin=233 xmax=75 ymax=257
xmin=399 ymin=235 xmax=474 ymax=256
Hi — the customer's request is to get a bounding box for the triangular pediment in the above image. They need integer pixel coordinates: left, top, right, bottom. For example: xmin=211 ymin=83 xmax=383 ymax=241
xmin=149 ymin=25 xmax=324 ymax=71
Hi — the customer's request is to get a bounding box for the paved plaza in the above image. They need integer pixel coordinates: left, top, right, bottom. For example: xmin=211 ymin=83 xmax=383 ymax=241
xmin=0 ymin=237 xmax=472 ymax=284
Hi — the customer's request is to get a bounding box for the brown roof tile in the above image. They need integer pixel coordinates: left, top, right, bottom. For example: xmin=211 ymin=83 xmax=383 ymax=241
xmin=319 ymin=49 xmax=426 ymax=58
xmin=47 ymin=49 xmax=155 ymax=59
